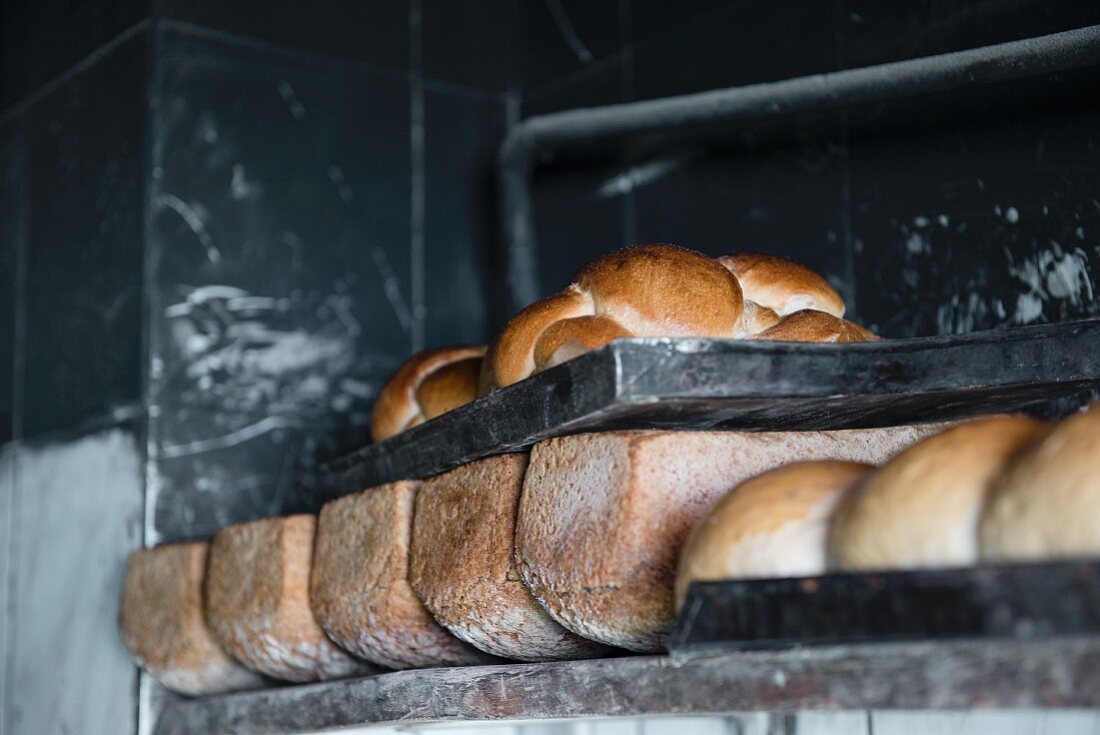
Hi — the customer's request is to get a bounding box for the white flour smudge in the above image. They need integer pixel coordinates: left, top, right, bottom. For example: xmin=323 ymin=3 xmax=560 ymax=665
xmin=161 ymin=285 xmax=372 ymax=454
xmin=277 ymin=81 xmax=306 ymax=119
xmin=906 ymin=231 xmax=930 ymax=255
xmin=1007 ymin=243 xmax=1094 ymax=324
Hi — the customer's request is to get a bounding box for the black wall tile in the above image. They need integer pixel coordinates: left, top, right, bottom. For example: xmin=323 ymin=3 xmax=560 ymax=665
xmin=0 ymin=0 xmax=148 ymax=110
xmin=522 ymin=56 xmax=629 ymax=117
xmin=632 ymin=139 xmax=854 ymax=309
xmin=530 ymin=160 xmax=630 ymax=299
xmin=423 ymin=90 xmax=503 ymax=343
xmin=157 ymin=0 xmax=411 ymax=72
xmin=631 ymin=0 xmax=843 ymax=102
xmin=0 ymin=121 xmax=24 ymax=443
xmin=150 ymin=29 xmax=413 ymax=540
xmin=423 ymin=0 xmax=517 ymax=92
xmin=522 ymin=0 xmax=625 ymax=91
xmin=20 ymin=33 xmax=147 ymax=437
xmin=628 ymin=0 xmax=734 ymax=47
xmin=839 ymin=0 xmax=1100 ymax=71
xmin=850 ymin=98 xmax=1100 ymax=338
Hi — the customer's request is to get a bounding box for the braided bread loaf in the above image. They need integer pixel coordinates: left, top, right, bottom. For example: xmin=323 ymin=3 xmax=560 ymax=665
xmin=485 ymin=244 xmax=876 ymax=390
xmin=371 ymin=345 xmax=485 ymax=441
xmin=372 ymin=245 xmax=877 ymax=436
xmin=486 ymin=244 xmax=743 ymax=390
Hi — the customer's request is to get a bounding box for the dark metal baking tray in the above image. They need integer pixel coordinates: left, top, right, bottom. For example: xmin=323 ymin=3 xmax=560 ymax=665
xmin=323 ymin=319 xmax=1100 ymax=495
xmin=671 ymin=559 xmax=1100 ymax=651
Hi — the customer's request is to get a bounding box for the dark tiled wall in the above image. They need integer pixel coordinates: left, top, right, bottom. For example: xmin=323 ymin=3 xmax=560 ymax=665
xmin=0 ymin=0 xmax=148 ymax=110
xmin=145 ymin=9 xmax=510 ymax=540
xmin=1 ymin=2 xmax=511 ymax=542
xmin=518 ymin=0 xmax=1100 ymax=335
xmin=148 ymin=28 xmax=419 ymax=536
xmin=0 ymin=31 xmax=148 ymax=442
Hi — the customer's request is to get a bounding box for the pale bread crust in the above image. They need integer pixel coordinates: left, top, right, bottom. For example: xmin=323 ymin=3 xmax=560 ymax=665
xmin=981 ymin=405 xmax=1100 ymax=560
xmin=674 ymin=461 xmax=873 ymax=610
xmin=737 ymin=300 xmax=781 ymax=335
xmin=516 ymin=426 xmax=943 ymax=652
xmin=830 ymin=416 xmax=1045 ymax=570
xmin=409 ymin=454 xmax=608 ymax=661
xmin=119 ymin=542 xmax=263 ymax=696
xmin=205 ymin=515 xmax=371 ymax=682
xmin=371 ymin=345 xmax=486 ymax=441
xmin=755 ymin=309 xmax=879 ymax=343
xmin=310 ymin=482 xmax=497 ymax=669
xmin=718 ymin=253 xmax=846 ymax=318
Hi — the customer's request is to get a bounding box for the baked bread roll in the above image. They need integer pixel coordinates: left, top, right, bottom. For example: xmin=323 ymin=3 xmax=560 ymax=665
xmin=755 ymin=309 xmax=879 ymax=343
xmin=830 ymin=416 xmax=1044 ymax=570
xmin=717 ymin=253 xmax=845 ymax=319
xmin=485 ymin=244 xmax=745 ymax=390
xmin=982 ymin=405 xmax=1100 ymax=560
xmin=311 ymin=481 xmax=497 ymax=669
xmin=119 ymin=542 xmax=263 ymax=696
xmin=206 ymin=515 xmax=371 ymax=682
xmin=409 ymin=454 xmax=608 ymax=660
xmin=371 ymin=345 xmax=486 ymax=441
xmin=674 ymin=461 xmax=873 ymax=611
xmin=516 ymin=426 xmax=940 ymax=652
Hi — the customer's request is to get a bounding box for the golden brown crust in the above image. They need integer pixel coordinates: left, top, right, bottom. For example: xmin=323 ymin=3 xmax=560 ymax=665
xmin=371 ymin=345 xmax=486 ymax=441
xmin=206 ymin=515 xmax=370 ymax=682
xmin=487 ymin=245 xmax=745 ymax=389
xmin=755 ymin=310 xmax=879 ymax=343
xmin=675 ymin=461 xmax=872 ymax=610
xmin=718 ymin=253 xmax=845 ymax=318
xmin=830 ymin=416 xmax=1045 ymax=570
xmin=533 ymin=315 xmax=633 ymax=369
xmin=578 ymin=244 xmax=744 ymax=337
xmin=119 ymin=542 xmax=263 ymax=696
xmin=415 ymin=356 xmax=483 ymax=421
xmin=409 ymin=454 xmax=607 ymax=661
xmin=485 ymin=288 xmax=593 ymax=391
xmin=981 ymin=405 xmax=1100 ymax=560
xmin=311 ymin=482 xmax=496 ymax=669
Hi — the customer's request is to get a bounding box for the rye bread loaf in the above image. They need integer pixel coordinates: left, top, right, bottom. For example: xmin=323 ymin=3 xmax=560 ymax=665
xmin=409 ymin=453 xmax=609 ymax=661
xmin=119 ymin=541 xmax=264 ymax=696
xmin=311 ymin=481 xmax=498 ymax=668
xmin=205 ymin=514 xmax=372 ymax=682
xmin=516 ymin=426 xmax=941 ymax=652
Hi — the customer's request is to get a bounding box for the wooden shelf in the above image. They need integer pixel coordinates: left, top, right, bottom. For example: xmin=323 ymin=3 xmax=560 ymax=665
xmin=154 ymin=636 xmax=1100 ymax=734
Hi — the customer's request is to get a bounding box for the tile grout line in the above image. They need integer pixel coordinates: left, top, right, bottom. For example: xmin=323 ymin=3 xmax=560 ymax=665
xmin=619 ymin=0 xmax=637 ymax=249
xmin=839 ymin=112 xmax=858 ymax=323
xmin=2 ymin=129 xmax=29 ymax=734
xmin=0 ymin=443 xmax=19 ymax=735
xmin=137 ymin=5 xmax=166 ymax=735
xmin=409 ymin=0 xmax=427 ymax=352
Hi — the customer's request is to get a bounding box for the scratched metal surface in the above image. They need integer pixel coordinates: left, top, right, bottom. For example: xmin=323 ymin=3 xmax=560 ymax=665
xmin=323 ymin=318 xmax=1100 ymax=496
xmin=154 ymin=636 xmax=1100 ymax=734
